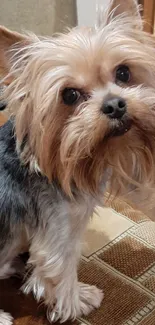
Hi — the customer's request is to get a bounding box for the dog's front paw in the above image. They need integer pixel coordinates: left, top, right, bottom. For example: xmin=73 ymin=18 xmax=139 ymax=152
xmin=0 ymin=310 xmax=13 ymax=325
xmin=48 ymin=282 xmax=103 ymax=323
xmin=78 ymin=282 xmax=104 ymax=315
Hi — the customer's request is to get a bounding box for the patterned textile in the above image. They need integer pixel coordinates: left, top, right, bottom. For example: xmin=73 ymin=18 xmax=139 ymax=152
xmin=0 ymin=197 xmax=155 ymax=324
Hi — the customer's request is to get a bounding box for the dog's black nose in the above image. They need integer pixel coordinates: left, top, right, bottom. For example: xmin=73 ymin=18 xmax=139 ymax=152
xmin=102 ymin=96 xmax=126 ymax=119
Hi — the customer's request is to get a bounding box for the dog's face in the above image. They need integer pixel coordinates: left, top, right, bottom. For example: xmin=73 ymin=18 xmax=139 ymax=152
xmin=1 ymin=0 xmax=155 ymax=195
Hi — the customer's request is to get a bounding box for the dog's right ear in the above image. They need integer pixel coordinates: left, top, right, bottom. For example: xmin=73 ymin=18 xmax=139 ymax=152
xmin=96 ymin=0 xmax=142 ymax=30
xmin=0 ymin=26 xmax=27 ymax=84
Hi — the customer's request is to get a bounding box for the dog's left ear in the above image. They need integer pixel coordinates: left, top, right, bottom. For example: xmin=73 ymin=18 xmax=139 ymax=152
xmin=97 ymin=0 xmax=142 ymax=30
xmin=0 ymin=26 xmax=28 ymax=84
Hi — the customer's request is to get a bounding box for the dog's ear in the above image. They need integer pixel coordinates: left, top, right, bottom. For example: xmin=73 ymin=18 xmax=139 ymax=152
xmin=0 ymin=26 xmax=27 ymax=84
xmin=108 ymin=0 xmax=141 ymax=18
xmin=97 ymin=0 xmax=142 ymax=30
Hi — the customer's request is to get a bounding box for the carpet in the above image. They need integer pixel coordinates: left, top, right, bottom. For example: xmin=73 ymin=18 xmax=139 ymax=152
xmin=0 ymin=114 xmax=155 ymax=324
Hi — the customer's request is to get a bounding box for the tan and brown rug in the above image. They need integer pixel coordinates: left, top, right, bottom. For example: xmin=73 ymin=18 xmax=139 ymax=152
xmin=0 ymin=196 xmax=155 ymax=325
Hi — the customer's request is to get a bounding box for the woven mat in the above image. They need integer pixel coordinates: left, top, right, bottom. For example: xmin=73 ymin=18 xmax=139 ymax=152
xmin=0 ymin=197 xmax=155 ymax=325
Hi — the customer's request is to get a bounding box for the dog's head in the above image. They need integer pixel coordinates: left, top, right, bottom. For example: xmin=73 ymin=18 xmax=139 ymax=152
xmin=1 ymin=0 xmax=155 ymax=196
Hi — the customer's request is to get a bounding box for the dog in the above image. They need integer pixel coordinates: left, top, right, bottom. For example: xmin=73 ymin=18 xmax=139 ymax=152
xmin=1 ymin=0 xmax=155 ymax=323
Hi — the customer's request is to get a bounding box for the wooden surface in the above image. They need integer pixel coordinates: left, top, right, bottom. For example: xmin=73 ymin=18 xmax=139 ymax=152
xmin=140 ymin=0 xmax=155 ymax=33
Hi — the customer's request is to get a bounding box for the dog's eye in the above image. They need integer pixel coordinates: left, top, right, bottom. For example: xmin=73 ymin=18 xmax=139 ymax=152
xmin=62 ymin=88 xmax=81 ymax=105
xmin=115 ymin=65 xmax=130 ymax=83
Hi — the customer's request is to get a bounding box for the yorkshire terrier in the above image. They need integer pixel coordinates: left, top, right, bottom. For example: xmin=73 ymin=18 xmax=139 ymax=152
xmin=1 ymin=0 xmax=155 ymax=323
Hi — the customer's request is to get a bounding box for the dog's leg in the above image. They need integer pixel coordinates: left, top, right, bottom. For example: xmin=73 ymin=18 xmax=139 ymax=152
xmin=48 ymin=259 xmax=103 ymax=323
xmin=24 ymin=242 xmax=103 ymax=323
xmin=23 ymin=208 xmax=103 ymax=323
xmin=0 ymin=310 xmax=13 ymax=325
